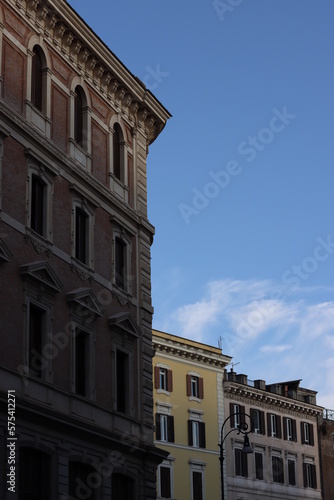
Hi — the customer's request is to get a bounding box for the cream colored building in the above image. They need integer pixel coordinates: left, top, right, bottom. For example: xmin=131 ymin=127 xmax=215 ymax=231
xmin=152 ymin=329 xmax=232 ymax=500
xmin=223 ymin=370 xmax=323 ymax=500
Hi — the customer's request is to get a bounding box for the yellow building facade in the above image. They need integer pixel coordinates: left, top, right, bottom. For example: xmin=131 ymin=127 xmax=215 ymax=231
xmin=153 ymin=330 xmax=232 ymax=500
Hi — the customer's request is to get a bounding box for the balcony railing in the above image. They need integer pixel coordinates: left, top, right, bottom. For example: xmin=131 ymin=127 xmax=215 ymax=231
xmin=323 ymin=409 xmax=334 ymax=421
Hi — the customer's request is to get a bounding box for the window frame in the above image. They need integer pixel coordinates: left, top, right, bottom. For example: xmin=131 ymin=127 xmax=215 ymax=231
xmin=19 ymin=447 xmax=51 ymax=500
xmin=186 ymin=373 xmax=204 ymax=400
xmin=72 ymin=199 xmax=95 ymax=269
xmin=158 ymin=462 xmax=174 ymax=500
xmin=235 ymin=447 xmax=248 ymax=477
xmin=272 ymin=455 xmax=284 ymax=484
xmin=72 ymin=325 xmax=95 ymax=399
xmin=27 ymin=164 xmax=54 ymax=242
xmin=155 ymin=413 xmax=175 ymax=443
xmin=189 ymin=461 xmax=205 ymax=500
xmin=254 ymin=451 xmax=264 ymax=480
xmin=112 ymin=229 xmax=132 ymax=294
xmin=188 ymin=419 xmax=206 ymax=449
xmin=287 ymin=457 xmax=297 ymax=486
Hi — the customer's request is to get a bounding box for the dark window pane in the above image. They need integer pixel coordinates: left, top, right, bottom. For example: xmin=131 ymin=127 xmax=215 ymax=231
xmin=19 ymin=448 xmax=50 ymax=500
xmin=29 ymin=304 xmax=44 ymax=377
xmin=272 ymin=457 xmax=284 ymax=484
xmin=115 ymin=237 xmax=126 ymax=289
xmin=160 ymin=467 xmax=171 ymax=498
xmin=75 ymin=208 xmax=87 ymax=264
xmin=75 ymin=87 xmax=84 ymax=146
xmin=116 ymin=350 xmax=128 ymax=413
xmin=192 ymin=471 xmax=203 ymax=500
xmin=75 ymin=331 xmax=87 ymax=396
xmin=255 ymin=452 xmax=263 ymax=480
xmin=31 ymin=175 xmax=45 ymax=236
xmin=288 ymin=459 xmax=296 ymax=485
xmin=31 ymin=47 xmax=43 ymax=111
xmin=111 ymin=473 xmax=134 ymax=500
xmin=113 ymin=124 xmax=121 ymax=180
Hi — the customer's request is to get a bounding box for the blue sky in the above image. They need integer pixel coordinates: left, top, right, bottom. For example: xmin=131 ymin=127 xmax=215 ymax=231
xmin=68 ymin=0 xmax=334 ymax=408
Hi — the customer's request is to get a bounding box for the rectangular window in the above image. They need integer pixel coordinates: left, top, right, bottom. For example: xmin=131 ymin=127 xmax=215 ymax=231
xmin=115 ymin=237 xmax=126 ymax=289
xmin=288 ymin=459 xmax=296 ymax=486
xmin=75 ymin=207 xmax=88 ymax=264
xmin=235 ymin=448 xmax=248 ymax=477
xmin=191 ymin=376 xmax=199 ymax=398
xmin=287 ymin=418 xmax=292 ymax=441
xmin=155 ymin=414 xmax=174 ymax=443
xmin=29 ymin=304 xmax=45 ymax=378
xmin=272 ymin=456 xmax=284 ymax=484
xmin=303 ymin=463 xmax=317 ymax=489
xmin=160 ymin=368 xmax=167 ymax=390
xmin=75 ymin=330 xmax=88 ymax=396
xmin=186 ymin=374 xmax=204 ymax=399
xmin=267 ymin=413 xmax=281 ymax=439
xmin=188 ymin=420 xmax=206 ymax=448
xmin=31 ymin=175 xmax=45 ymax=236
xmin=255 ymin=452 xmax=264 ymax=480
xmin=250 ymin=408 xmax=265 ymax=434
xmin=160 ymin=466 xmax=171 ymax=498
xmin=192 ymin=471 xmax=203 ymax=500
xmin=154 ymin=366 xmax=173 ymax=392
xmin=70 ymin=462 xmax=98 ymax=500
xmin=116 ymin=350 xmax=128 ymax=413
xmin=301 ymin=422 xmax=314 ymax=445
xmin=230 ymin=403 xmax=245 ymax=429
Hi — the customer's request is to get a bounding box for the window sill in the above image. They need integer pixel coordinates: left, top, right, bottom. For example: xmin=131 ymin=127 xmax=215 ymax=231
xmin=157 ymin=389 xmax=171 ymax=396
xmin=188 ymin=396 xmax=202 ymax=403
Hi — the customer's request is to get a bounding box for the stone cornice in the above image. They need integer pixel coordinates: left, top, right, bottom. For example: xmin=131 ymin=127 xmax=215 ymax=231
xmin=153 ymin=333 xmax=231 ymax=369
xmin=224 ymin=382 xmax=323 ymax=418
xmin=4 ymin=0 xmax=171 ymax=144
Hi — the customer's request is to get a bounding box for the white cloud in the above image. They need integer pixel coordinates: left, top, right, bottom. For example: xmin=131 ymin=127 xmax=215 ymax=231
xmin=260 ymin=344 xmax=293 ymax=353
xmin=157 ymin=277 xmax=334 ymax=410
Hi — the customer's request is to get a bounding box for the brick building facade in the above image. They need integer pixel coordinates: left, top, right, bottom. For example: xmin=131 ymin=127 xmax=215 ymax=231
xmin=0 ymin=0 xmax=170 ymax=498
xmin=318 ymin=409 xmax=334 ymax=500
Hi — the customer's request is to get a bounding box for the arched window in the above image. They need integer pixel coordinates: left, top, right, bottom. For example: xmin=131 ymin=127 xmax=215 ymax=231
xmin=31 ymin=46 xmax=44 ymax=112
xmin=113 ymin=123 xmax=123 ymax=181
xmin=74 ymin=86 xmax=85 ymax=147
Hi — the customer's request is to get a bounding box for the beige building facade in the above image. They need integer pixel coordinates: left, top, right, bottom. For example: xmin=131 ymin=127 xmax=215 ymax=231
xmin=223 ymin=370 xmax=323 ymax=500
xmin=152 ymin=329 xmax=232 ymax=500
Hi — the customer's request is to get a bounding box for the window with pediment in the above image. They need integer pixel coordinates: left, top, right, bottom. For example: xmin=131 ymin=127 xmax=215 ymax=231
xmin=19 ymin=261 xmax=63 ymax=381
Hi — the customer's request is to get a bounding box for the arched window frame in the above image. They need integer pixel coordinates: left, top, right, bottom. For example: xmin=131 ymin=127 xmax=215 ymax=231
xmin=70 ymin=80 xmax=92 ymax=170
xmin=26 ymin=39 xmax=52 ymax=137
xmin=109 ymin=117 xmax=129 ymax=203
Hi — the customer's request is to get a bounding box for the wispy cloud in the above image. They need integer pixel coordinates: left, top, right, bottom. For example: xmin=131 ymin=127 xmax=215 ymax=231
xmin=155 ymin=278 xmax=334 ymax=410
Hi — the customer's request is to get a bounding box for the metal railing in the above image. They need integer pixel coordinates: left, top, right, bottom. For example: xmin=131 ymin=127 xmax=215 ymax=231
xmin=323 ymin=409 xmax=334 ymax=421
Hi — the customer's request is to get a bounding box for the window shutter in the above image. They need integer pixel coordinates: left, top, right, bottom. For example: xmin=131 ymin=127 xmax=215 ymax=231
xmin=267 ymin=413 xmax=272 ymax=437
xmin=283 ymin=417 xmax=287 ymax=440
xmin=303 ymin=463 xmax=307 ymax=487
xmin=292 ymin=419 xmax=297 ymax=442
xmin=309 ymin=424 xmax=314 ymax=446
xmin=288 ymin=460 xmax=296 ymax=486
xmin=255 ymin=452 xmax=263 ymax=480
xmin=198 ymin=377 xmax=204 ymax=399
xmin=160 ymin=467 xmax=171 ymax=498
xmin=186 ymin=374 xmax=191 ymax=396
xmin=154 ymin=366 xmax=160 ymax=389
xmin=199 ymin=422 xmax=206 ymax=449
xmin=276 ymin=415 xmax=282 ymax=439
xmin=250 ymin=408 xmax=255 ymax=431
xmin=242 ymin=451 xmax=248 ymax=477
xmin=230 ymin=402 xmax=235 ymax=428
xmin=155 ymin=413 xmax=161 ymax=441
xmin=188 ymin=420 xmax=193 ymax=446
xmin=311 ymin=464 xmax=317 ymax=489
xmin=167 ymin=370 xmax=173 ymax=392
xmin=279 ymin=458 xmax=284 ymax=483
xmin=240 ymin=405 xmax=246 ymax=427
xmin=260 ymin=411 xmax=265 ymax=434
xmin=301 ymin=422 xmax=305 ymax=444
xmin=235 ymin=449 xmax=241 ymax=476
xmin=167 ymin=416 xmax=175 ymax=443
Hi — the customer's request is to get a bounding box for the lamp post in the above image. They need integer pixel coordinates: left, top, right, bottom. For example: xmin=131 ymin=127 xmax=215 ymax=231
xmin=219 ymin=412 xmax=254 ymax=500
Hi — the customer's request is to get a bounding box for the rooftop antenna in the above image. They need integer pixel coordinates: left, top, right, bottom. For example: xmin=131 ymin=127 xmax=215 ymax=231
xmin=217 ymin=337 xmax=222 ymax=350
xmin=230 ymin=361 xmax=240 ymax=372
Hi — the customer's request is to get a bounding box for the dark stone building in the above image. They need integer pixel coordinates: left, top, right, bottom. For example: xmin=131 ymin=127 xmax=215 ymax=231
xmin=0 ymin=0 xmax=170 ymax=498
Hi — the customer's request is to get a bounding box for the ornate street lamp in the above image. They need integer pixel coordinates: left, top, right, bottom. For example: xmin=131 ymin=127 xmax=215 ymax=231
xmin=219 ymin=412 xmax=254 ymax=500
